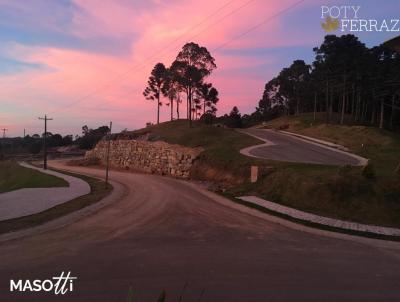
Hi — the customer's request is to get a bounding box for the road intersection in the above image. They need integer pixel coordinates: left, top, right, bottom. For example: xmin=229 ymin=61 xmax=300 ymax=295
xmin=0 ymin=162 xmax=399 ymax=301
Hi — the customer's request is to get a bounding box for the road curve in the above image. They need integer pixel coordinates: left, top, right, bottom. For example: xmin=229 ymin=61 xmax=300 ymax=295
xmin=0 ymin=162 xmax=399 ymax=301
xmin=0 ymin=162 xmax=90 ymax=221
xmin=240 ymin=128 xmax=363 ymax=166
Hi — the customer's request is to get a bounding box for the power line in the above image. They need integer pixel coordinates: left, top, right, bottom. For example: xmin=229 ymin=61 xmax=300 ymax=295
xmin=38 ymin=115 xmax=53 ymax=170
xmin=1 ymin=128 xmax=7 ymax=138
xmin=8 ymin=0 xmax=307 ymax=132
xmin=47 ymin=0 xmax=243 ymax=115
xmin=214 ymin=0 xmax=306 ymax=51
xmin=183 ymin=0 xmax=258 ymax=44
xmin=50 ymin=0 xmax=305 ymax=117
xmin=1 ymin=1 xmax=240 ymax=111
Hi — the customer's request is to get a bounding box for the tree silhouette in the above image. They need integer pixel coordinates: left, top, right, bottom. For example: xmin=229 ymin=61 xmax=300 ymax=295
xmin=143 ymin=63 xmax=168 ymax=124
xmin=162 ymin=67 xmax=183 ymax=121
xmin=171 ymin=42 xmax=216 ymax=127
xmin=226 ymin=106 xmax=242 ymax=128
xmin=256 ymin=34 xmax=400 ymax=132
xmin=198 ymin=82 xmax=219 ymax=116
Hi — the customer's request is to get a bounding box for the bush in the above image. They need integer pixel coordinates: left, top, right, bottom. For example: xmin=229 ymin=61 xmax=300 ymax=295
xmin=29 ymin=141 xmax=42 ymax=154
xmin=362 ymin=163 xmax=376 ymax=180
xmin=225 ymin=106 xmax=242 ymax=128
xmin=200 ymin=112 xmax=215 ymax=125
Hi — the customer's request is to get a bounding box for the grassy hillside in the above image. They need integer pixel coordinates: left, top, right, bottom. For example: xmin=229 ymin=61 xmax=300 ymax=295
xmin=263 ymin=113 xmax=400 ymax=180
xmin=127 ymin=118 xmax=400 ymax=228
xmin=0 ymin=161 xmax=68 ymax=193
xmin=126 ymin=120 xmax=264 ymax=184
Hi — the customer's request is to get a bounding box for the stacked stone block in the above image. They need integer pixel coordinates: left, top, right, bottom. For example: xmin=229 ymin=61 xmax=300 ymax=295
xmin=85 ymin=140 xmax=202 ymax=179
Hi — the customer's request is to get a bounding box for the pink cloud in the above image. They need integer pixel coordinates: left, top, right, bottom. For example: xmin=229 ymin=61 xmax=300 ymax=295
xmin=1 ymin=0 xmax=318 ymax=136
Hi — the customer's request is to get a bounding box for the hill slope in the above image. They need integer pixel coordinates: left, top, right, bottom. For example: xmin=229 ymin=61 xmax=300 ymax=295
xmin=125 ymin=119 xmax=264 ymax=184
xmin=124 ymin=118 xmax=400 ymax=228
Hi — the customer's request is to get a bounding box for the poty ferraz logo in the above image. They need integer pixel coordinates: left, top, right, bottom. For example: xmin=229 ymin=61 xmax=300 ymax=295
xmin=321 ymin=5 xmax=400 ymax=33
xmin=10 ymin=271 xmax=77 ymax=295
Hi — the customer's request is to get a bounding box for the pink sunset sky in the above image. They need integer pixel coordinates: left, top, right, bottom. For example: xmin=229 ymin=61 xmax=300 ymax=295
xmin=0 ymin=0 xmax=398 ymax=136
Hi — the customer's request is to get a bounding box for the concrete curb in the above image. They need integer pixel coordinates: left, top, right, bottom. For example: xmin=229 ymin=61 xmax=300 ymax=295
xmin=181 ymin=182 xmax=400 ymax=249
xmin=0 ymin=162 xmax=91 ymax=221
xmin=237 ymin=130 xmax=276 ymax=159
xmin=237 ymin=195 xmax=400 ymax=237
xmin=277 ymin=130 xmax=369 ymax=166
xmin=0 ymin=171 xmax=126 ymax=243
xmin=279 ymin=130 xmax=349 ymax=151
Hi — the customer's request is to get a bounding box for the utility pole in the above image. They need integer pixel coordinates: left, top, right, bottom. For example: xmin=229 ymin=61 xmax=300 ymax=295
xmin=313 ymin=92 xmax=317 ymax=122
xmin=1 ymin=128 xmax=7 ymax=138
xmin=0 ymin=128 xmax=7 ymax=159
xmin=23 ymin=128 xmax=26 ymax=138
xmin=105 ymin=121 xmax=112 ymax=188
xmin=38 ymin=115 xmax=53 ymax=169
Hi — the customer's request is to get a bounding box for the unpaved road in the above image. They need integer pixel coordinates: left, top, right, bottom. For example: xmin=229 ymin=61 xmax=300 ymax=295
xmin=0 ymin=162 xmax=399 ymax=301
xmin=241 ymin=128 xmax=362 ymax=165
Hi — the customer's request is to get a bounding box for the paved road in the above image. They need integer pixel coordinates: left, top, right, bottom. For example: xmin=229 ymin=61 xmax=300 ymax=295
xmin=0 ymin=163 xmax=90 ymax=221
xmin=241 ymin=129 xmax=362 ymax=165
xmin=0 ymin=162 xmax=399 ymax=301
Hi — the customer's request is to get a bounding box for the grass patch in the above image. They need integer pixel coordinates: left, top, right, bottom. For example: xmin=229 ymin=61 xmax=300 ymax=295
xmin=221 ymin=191 xmax=400 ymax=242
xmin=0 ymin=160 xmax=68 ymax=193
xmin=126 ymin=120 xmax=265 ymax=184
xmin=0 ymin=170 xmax=112 ymax=234
xmin=126 ymin=118 xmax=400 ymax=228
xmin=252 ymin=114 xmax=400 ymax=228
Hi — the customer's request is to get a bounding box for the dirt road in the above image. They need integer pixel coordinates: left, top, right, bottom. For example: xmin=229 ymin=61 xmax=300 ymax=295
xmin=0 ymin=162 xmax=399 ymax=301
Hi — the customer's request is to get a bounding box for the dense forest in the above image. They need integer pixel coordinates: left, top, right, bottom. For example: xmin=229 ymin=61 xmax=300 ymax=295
xmin=249 ymin=34 xmax=400 ymax=131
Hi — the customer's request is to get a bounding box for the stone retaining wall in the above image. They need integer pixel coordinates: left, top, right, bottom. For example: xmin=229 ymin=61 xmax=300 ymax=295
xmin=85 ymin=140 xmax=203 ymax=179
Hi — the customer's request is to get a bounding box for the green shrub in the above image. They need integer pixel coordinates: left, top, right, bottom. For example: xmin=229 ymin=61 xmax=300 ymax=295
xmin=28 ymin=141 xmax=42 ymax=154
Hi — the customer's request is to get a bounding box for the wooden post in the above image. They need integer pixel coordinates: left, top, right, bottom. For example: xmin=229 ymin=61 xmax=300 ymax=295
xmin=379 ymin=98 xmax=384 ymax=129
xmin=105 ymin=121 xmax=112 ymax=188
xmin=250 ymin=166 xmax=258 ymax=183
xmin=313 ymin=92 xmax=317 ymax=121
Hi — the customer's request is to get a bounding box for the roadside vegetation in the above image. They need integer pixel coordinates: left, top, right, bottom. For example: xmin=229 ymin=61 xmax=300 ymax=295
xmin=124 ymin=117 xmax=400 ymax=228
xmin=0 ymin=169 xmax=112 ymax=234
xmin=143 ymin=42 xmax=219 ymax=126
xmin=238 ymin=116 xmax=400 ymax=228
xmin=244 ymin=34 xmax=400 ymax=132
xmin=123 ymin=119 xmax=262 ymax=184
xmin=0 ymin=161 xmax=68 ymax=193
xmin=112 ymin=34 xmax=400 ymax=230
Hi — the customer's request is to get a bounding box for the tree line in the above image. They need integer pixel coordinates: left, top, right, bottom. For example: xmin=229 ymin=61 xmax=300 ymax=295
xmin=143 ymin=42 xmax=219 ymax=126
xmin=0 ymin=133 xmax=73 ymax=156
xmin=0 ymin=125 xmax=110 ymax=157
xmin=252 ymin=34 xmax=400 ymax=131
